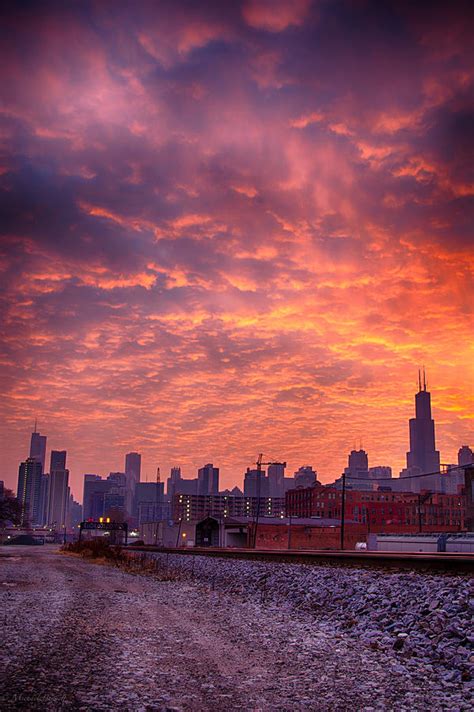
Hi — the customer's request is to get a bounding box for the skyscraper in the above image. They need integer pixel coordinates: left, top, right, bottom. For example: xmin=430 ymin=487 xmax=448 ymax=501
xmin=458 ymin=445 xmax=473 ymax=467
xmin=134 ymin=482 xmax=166 ymax=524
xmin=167 ymin=466 xmax=182 ymax=500
xmin=17 ymin=458 xmax=43 ymax=525
xmin=346 ymin=450 xmax=369 ymax=479
xmin=406 ymin=371 xmax=440 ymax=475
xmin=83 ymin=474 xmax=110 ymax=520
xmin=336 ymin=449 xmax=372 ymax=491
xmin=125 ymin=452 xmax=141 ymax=486
xmin=243 ymin=468 xmax=269 ymax=497
xmin=294 ymin=465 xmax=317 ymax=489
xmin=125 ymin=452 xmax=141 ymax=517
xmin=268 ymin=462 xmax=286 ymax=497
xmin=38 ymin=473 xmax=50 ymax=525
xmin=29 ymin=426 xmax=46 ymax=472
xmin=47 ymin=468 xmax=69 ymax=528
xmin=197 ymin=463 xmax=219 ymax=495
xmin=50 ymin=450 xmax=66 ymax=471
xmin=46 ymin=450 xmax=69 ymax=528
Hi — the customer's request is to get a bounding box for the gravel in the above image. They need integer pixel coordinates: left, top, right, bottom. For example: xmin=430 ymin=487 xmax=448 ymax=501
xmin=1 ymin=546 xmax=472 ymax=711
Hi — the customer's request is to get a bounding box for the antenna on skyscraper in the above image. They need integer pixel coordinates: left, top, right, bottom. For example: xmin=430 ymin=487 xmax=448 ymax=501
xmin=34 ymin=418 xmax=37 ymax=433
xmin=423 ymin=366 xmax=426 ymax=391
xmin=418 ymin=369 xmax=422 ymax=392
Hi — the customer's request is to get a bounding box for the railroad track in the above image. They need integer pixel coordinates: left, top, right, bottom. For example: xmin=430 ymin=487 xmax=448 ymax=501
xmin=125 ymin=545 xmax=474 ymax=573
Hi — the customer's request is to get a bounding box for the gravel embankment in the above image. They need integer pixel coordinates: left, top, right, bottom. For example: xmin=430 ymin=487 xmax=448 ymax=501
xmin=138 ymin=551 xmax=474 ymax=681
xmin=1 ymin=546 xmax=473 ymax=711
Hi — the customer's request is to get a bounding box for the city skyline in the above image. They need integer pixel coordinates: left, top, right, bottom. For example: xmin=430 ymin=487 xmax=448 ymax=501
xmin=7 ymin=376 xmax=473 ymax=502
xmin=1 ymin=1 xmax=473 ymax=499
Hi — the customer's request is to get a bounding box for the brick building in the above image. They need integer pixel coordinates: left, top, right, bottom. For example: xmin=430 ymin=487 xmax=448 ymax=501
xmin=286 ymin=484 xmax=465 ymax=533
xmin=248 ymin=519 xmax=367 ymax=550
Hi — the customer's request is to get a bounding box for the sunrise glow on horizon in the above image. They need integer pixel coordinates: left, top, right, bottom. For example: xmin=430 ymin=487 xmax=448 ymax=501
xmin=1 ymin=0 xmax=473 ymax=499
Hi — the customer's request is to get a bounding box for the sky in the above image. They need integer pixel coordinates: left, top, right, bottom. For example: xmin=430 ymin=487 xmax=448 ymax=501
xmin=1 ymin=0 xmax=473 ymax=501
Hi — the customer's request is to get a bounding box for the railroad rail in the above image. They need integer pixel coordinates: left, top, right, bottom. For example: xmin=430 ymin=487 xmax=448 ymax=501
xmin=125 ymin=545 xmax=474 ymax=573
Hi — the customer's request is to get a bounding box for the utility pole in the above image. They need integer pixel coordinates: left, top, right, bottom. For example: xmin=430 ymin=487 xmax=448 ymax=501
xmin=340 ymin=471 xmax=346 ymax=550
xmin=253 ymin=454 xmax=263 ymax=549
xmin=155 ymin=467 xmax=160 ymax=547
xmin=418 ymin=492 xmax=431 ymax=533
xmin=252 ymin=454 xmax=287 ymax=549
xmin=175 ymin=517 xmax=182 ymax=548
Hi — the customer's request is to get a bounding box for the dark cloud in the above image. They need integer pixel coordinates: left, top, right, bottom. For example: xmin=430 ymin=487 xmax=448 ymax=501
xmin=1 ymin=0 xmax=472 ymax=494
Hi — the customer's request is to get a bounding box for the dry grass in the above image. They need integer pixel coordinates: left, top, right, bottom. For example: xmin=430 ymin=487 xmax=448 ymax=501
xmin=62 ymin=540 xmax=185 ymax=581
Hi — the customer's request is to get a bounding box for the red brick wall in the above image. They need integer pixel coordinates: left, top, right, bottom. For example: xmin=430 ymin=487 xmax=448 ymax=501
xmin=248 ymin=521 xmax=464 ymax=551
xmin=249 ymin=523 xmax=367 ymax=550
xmin=286 ymin=486 xmax=466 ymax=530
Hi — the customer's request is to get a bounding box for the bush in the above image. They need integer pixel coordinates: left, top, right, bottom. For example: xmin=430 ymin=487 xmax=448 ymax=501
xmin=62 ymin=540 xmax=185 ymax=581
xmin=62 ymin=539 xmax=122 ymax=560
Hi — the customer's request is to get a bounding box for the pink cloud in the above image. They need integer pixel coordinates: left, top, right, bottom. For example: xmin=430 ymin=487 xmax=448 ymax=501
xmin=0 ymin=0 xmax=472 ymax=499
xmin=242 ymin=0 xmax=312 ymax=32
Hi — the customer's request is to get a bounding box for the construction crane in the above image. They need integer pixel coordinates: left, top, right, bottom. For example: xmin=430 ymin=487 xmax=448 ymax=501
xmin=252 ymin=454 xmax=287 ymax=548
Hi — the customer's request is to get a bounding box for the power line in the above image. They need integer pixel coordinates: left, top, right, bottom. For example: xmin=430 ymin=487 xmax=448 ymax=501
xmin=341 ymin=464 xmax=470 ymax=484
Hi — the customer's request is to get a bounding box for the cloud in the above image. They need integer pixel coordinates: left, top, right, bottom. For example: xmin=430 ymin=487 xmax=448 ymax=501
xmin=242 ymin=0 xmax=312 ymax=32
xmin=0 ymin=0 xmax=472 ymax=497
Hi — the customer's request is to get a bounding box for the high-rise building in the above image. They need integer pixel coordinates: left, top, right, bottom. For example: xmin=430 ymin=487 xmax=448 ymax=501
xmin=108 ymin=472 xmax=127 ymax=489
xmin=244 ymin=468 xmax=269 ymax=497
xmin=67 ymin=495 xmax=82 ymax=530
xmin=346 ymin=450 xmax=369 ymax=479
xmin=170 ymin=466 xmax=181 ymax=480
xmin=368 ymin=466 xmax=392 ymax=481
xmin=47 ymin=468 xmax=69 ymax=528
xmin=405 ymin=371 xmax=440 ymax=475
xmin=46 ymin=450 xmax=69 ymax=527
xmin=134 ymin=482 xmax=166 ymax=524
xmin=197 ymin=463 xmax=219 ymax=495
xmin=294 ymin=465 xmax=317 ymax=489
xmin=104 ymin=472 xmax=127 ymax=519
xmin=125 ymin=452 xmax=141 ymax=486
xmin=167 ymin=466 xmax=181 ymax=500
xmin=50 ymin=450 xmax=67 ymax=471
xmin=83 ymin=475 xmax=110 ymax=520
xmin=125 ymin=452 xmax=141 ymax=516
xmin=166 ymin=468 xmax=199 ymax=499
xmin=458 ymin=445 xmax=474 ymax=467
xmin=268 ymin=462 xmax=286 ymax=497
xmin=17 ymin=458 xmax=43 ymax=525
xmin=333 ymin=449 xmax=372 ymax=491
xmin=29 ymin=427 xmax=47 ymax=472
xmin=103 ymin=492 xmax=126 ymax=519
xmin=38 ymin=473 xmax=50 ymax=525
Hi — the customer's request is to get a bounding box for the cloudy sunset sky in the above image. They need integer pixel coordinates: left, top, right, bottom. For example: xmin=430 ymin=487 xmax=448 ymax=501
xmin=1 ymin=0 xmax=473 ymax=499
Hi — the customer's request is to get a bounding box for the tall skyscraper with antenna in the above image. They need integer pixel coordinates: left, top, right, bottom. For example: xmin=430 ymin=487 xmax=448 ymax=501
xmin=406 ymin=369 xmax=440 ymax=475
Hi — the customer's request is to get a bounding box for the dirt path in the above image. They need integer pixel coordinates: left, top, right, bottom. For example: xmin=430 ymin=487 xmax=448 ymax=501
xmin=0 ymin=547 xmax=468 ymax=711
